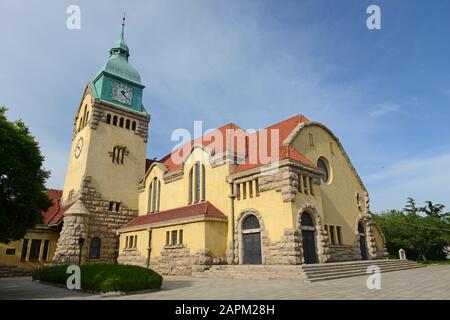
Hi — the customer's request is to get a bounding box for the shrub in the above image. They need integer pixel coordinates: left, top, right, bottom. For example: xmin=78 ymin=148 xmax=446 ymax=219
xmin=32 ymin=264 xmax=163 ymax=293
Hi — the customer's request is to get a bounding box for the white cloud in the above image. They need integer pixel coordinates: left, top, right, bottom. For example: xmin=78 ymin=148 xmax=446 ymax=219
xmin=369 ymin=103 xmax=400 ymax=117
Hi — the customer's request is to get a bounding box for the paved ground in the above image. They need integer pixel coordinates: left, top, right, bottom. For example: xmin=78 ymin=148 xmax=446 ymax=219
xmin=0 ymin=265 xmax=448 ymax=300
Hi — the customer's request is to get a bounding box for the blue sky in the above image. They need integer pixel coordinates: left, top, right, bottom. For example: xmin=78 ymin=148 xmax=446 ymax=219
xmin=1 ymin=0 xmax=449 ymax=212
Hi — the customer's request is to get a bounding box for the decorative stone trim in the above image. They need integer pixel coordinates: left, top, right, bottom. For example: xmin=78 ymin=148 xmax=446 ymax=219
xmin=297 ymin=204 xmax=330 ymax=263
xmin=231 ymin=209 xmax=269 ymax=265
xmin=258 ymin=164 xmax=321 ymax=203
xmin=355 ymin=213 xmax=384 ymax=259
xmin=265 ymin=228 xmax=302 ymax=265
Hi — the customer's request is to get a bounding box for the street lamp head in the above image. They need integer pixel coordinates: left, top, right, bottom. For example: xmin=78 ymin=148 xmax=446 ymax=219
xmin=78 ymin=237 xmax=85 ymax=247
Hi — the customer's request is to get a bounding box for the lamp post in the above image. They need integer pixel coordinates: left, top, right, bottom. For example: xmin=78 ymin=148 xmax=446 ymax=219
xmin=78 ymin=237 xmax=85 ymax=266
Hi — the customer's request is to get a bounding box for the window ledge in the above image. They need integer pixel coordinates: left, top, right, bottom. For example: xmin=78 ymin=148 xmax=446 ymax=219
xmin=164 ymin=244 xmax=184 ymax=249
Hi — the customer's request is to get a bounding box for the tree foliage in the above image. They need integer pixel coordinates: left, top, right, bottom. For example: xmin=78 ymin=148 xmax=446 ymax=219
xmin=0 ymin=107 xmax=52 ymax=243
xmin=374 ymin=198 xmax=450 ymax=261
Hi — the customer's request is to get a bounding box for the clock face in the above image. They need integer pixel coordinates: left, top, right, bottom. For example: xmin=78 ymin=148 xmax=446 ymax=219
xmin=75 ymin=137 xmax=83 ymax=159
xmin=112 ymin=82 xmax=133 ymax=105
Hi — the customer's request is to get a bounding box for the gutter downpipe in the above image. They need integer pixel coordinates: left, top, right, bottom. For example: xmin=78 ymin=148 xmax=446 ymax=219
xmin=229 ymin=182 xmax=236 ymax=265
xmin=147 ymin=226 xmax=152 ymax=268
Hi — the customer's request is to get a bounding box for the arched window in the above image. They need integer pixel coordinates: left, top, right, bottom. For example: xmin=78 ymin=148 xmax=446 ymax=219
xmin=243 ymin=215 xmax=260 ymax=230
xmin=317 ymin=157 xmax=330 ymax=183
xmin=106 ymin=114 xmax=111 ymax=124
xmin=301 ymin=212 xmax=314 ymax=227
xmin=132 ymin=121 xmax=136 ymax=131
xmin=85 ymin=111 xmax=89 ymax=126
xmin=201 ymin=164 xmax=206 ymax=201
xmin=188 ymin=168 xmax=193 ymax=204
xmin=148 ymin=177 xmax=161 ymax=212
xmin=194 ymin=162 xmax=201 ymax=203
xmin=188 ymin=162 xmax=206 ymax=204
xmin=125 ymin=119 xmax=130 ymax=129
xmin=113 ymin=115 xmax=118 ymax=126
xmin=89 ymin=237 xmax=101 ymax=259
xmin=119 ymin=117 xmax=124 ymax=128
xmin=78 ymin=117 xmax=83 ymax=131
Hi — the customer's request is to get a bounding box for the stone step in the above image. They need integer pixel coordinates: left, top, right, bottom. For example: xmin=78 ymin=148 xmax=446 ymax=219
xmin=306 ymin=265 xmax=425 ymax=282
xmin=304 ymin=263 xmax=424 ymax=277
xmin=302 ymin=262 xmax=421 ymax=275
xmin=192 ymin=260 xmax=425 ymax=282
xmin=301 ymin=259 xmax=413 ymax=269
xmin=0 ymin=266 xmax=33 ymax=278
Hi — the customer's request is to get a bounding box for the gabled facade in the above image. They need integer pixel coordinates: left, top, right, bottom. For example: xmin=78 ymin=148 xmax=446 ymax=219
xmin=117 ymin=115 xmax=387 ymax=275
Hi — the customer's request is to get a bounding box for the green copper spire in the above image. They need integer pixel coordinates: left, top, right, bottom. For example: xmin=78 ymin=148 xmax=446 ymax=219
xmin=91 ymin=16 xmax=146 ymax=113
xmin=109 ymin=14 xmax=130 ymax=59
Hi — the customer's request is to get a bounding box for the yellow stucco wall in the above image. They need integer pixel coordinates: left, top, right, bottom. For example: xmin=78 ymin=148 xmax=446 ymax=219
xmin=62 ymin=94 xmax=93 ymax=202
xmin=0 ymin=230 xmax=59 ymax=269
xmin=62 ymin=92 xmax=147 ymax=209
xmin=234 ymin=185 xmax=293 ymax=242
xmin=119 ymin=218 xmax=229 ymax=258
xmin=290 ymin=124 xmax=367 ymax=245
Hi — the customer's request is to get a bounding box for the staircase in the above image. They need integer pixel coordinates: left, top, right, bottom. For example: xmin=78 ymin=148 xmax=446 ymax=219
xmin=0 ymin=264 xmax=33 ymax=278
xmin=301 ymin=259 xmax=425 ymax=282
xmin=192 ymin=259 xmax=425 ymax=282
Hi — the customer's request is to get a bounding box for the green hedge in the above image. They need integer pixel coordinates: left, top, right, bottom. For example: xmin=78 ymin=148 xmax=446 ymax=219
xmin=32 ymin=264 xmax=163 ymax=293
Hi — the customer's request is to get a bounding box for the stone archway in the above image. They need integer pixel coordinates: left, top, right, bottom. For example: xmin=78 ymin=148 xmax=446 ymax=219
xmin=234 ymin=209 xmax=268 ymax=265
xmin=297 ymin=204 xmax=329 ymax=264
xmin=355 ymin=214 xmax=379 ymax=260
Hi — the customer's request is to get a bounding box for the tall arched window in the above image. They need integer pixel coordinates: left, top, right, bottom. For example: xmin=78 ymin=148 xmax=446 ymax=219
xmin=125 ymin=119 xmax=130 ymax=129
xmin=113 ymin=115 xmax=118 ymax=126
xmin=188 ymin=162 xmax=206 ymax=204
xmin=194 ymin=162 xmax=201 ymax=203
xmin=89 ymin=237 xmax=101 ymax=259
xmin=201 ymin=164 xmax=206 ymax=201
xmin=132 ymin=121 xmax=136 ymax=131
xmin=119 ymin=117 xmax=124 ymax=128
xmin=106 ymin=114 xmax=111 ymax=124
xmin=188 ymin=168 xmax=193 ymax=204
xmin=148 ymin=177 xmax=161 ymax=212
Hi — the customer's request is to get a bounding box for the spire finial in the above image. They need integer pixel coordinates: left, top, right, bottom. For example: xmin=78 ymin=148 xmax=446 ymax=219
xmin=121 ymin=13 xmax=126 ymax=39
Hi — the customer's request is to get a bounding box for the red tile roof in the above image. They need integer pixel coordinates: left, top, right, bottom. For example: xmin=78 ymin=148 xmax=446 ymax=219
xmin=42 ymin=189 xmax=73 ymax=226
xmin=122 ymin=201 xmax=227 ymax=229
xmin=152 ymin=114 xmax=313 ymax=175
xmin=232 ymin=145 xmax=315 ymax=174
xmin=160 ymin=122 xmax=245 ymax=173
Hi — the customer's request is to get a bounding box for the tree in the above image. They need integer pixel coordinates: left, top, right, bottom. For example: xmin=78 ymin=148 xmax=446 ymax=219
xmin=403 ymin=197 xmax=419 ymax=216
xmin=420 ymin=201 xmax=449 ymax=220
xmin=0 ymin=107 xmax=52 ymax=243
xmin=374 ymin=198 xmax=450 ymax=261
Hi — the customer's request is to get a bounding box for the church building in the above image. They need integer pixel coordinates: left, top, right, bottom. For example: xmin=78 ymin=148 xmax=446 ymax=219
xmin=0 ymin=23 xmax=387 ymax=275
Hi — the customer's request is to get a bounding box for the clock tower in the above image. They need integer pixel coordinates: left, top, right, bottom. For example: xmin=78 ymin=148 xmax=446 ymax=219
xmin=53 ymin=18 xmax=150 ymax=265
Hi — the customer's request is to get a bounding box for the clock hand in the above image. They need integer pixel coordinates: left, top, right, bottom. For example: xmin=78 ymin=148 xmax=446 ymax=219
xmin=121 ymin=90 xmax=128 ymax=98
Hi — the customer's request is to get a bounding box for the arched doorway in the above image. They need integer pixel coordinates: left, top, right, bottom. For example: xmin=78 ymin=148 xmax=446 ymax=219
xmin=300 ymin=212 xmax=318 ymax=264
xmin=358 ymin=222 xmax=368 ymax=260
xmin=242 ymin=215 xmax=262 ymax=264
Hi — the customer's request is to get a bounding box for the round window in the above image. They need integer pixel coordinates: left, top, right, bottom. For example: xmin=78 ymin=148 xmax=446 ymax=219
xmin=317 ymin=158 xmax=330 ymax=183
